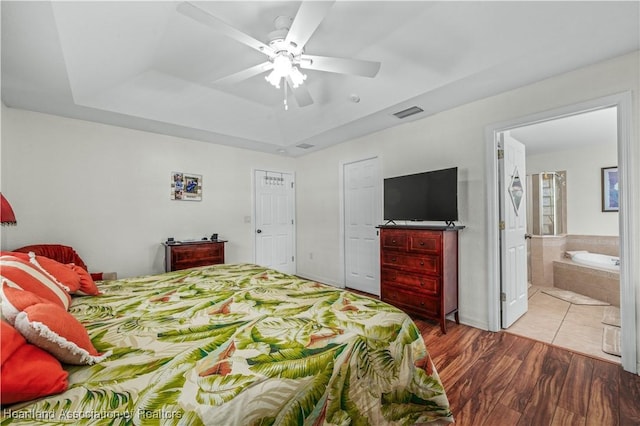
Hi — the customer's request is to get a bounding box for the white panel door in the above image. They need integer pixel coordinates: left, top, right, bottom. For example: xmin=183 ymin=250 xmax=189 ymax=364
xmin=500 ymin=133 xmax=528 ymax=327
xmin=254 ymin=170 xmax=295 ymax=274
xmin=344 ymin=158 xmax=381 ymax=295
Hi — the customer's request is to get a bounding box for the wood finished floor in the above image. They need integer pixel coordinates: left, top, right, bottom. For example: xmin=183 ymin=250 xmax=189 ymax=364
xmin=412 ymin=317 xmax=640 ymax=426
xmin=343 ymin=287 xmax=639 ymax=425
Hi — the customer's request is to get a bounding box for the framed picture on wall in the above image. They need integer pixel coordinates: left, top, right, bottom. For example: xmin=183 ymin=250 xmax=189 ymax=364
xmin=601 ymin=166 xmax=618 ymax=212
xmin=171 ymin=172 xmax=202 ymax=201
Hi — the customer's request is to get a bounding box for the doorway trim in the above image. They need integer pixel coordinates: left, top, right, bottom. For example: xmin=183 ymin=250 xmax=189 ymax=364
xmin=484 ymin=92 xmax=636 ymax=373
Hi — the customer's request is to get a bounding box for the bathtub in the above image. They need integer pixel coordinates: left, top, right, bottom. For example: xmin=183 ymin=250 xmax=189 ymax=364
xmin=553 ymin=253 xmax=620 ymax=306
xmin=569 ymin=251 xmax=620 ymax=271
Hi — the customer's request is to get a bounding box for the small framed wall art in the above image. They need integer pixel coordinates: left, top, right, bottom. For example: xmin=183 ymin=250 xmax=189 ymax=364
xmin=171 ymin=172 xmax=202 ymax=201
xmin=601 ymin=166 xmax=618 ymax=212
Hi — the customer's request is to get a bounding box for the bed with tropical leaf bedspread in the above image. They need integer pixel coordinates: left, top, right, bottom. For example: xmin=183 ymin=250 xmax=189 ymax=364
xmin=3 ymin=263 xmax=453 ymax=425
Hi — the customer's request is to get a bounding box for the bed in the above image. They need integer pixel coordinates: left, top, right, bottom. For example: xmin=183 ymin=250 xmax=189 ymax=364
xmin=2 ymin=262 xmax=452 ymax=425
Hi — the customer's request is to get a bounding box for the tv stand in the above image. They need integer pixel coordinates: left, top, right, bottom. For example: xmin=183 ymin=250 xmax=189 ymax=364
xmin=378 ymin=225 xmax=461 ymax=333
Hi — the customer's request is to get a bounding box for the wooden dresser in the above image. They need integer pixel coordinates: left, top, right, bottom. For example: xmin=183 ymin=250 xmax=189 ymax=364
xmin=163 ymin=240 xmax=226 ymax=272
xmin=379 ymin=225 xmax=462 ymax=333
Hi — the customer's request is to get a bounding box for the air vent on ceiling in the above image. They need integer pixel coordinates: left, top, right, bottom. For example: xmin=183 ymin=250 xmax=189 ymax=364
xmin=296 ymin=143 xmax=315 ymax=149
xmin=393 ymin=106 xmax=424 ymax=119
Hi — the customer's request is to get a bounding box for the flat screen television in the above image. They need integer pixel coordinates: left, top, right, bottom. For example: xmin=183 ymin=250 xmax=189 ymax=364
xmin=384 ymin=167 xmax=458 ymax=223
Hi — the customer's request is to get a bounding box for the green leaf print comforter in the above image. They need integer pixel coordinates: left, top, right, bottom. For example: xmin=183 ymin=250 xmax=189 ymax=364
xmin=2 ymin=264 xmax=452 ymax=425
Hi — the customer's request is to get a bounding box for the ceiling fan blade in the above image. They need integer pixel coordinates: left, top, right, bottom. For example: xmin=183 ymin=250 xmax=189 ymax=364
xmin=286 ymin=77 xmax=313 ymax=107
xmin=300 ymin=54 xmax=381 ymax=78
xmin=214 ymin=62 xmax=274 ymax=85
xmin=177 ymin=2 xmax=274 ymax=57
xmin=284 ymin=1 xmax=335 ymax=51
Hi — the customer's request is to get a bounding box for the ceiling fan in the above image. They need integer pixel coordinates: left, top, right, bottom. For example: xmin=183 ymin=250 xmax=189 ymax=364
xmin=177 ymin=1 xmax=381 ymax=109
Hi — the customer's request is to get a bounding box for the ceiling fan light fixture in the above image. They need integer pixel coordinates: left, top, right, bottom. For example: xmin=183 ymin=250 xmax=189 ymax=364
xmin=265 ymin=54 xmax=291 ymax=88
xmin=265 ymin=53 xmax=306 ymax=89
xmin=265 ymin=70 xmax=282 ymax=88
xmin=288 ymin=67 xmax=307 ymax=88
xmin=179 ymin=2 xmax=381 ymax=110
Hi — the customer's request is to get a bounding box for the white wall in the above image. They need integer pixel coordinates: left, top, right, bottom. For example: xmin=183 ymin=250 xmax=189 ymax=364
xmin=527 ymin=144 xmax=619 ymax=236
xmin=0 ymin=106 xmax=295 ymax=278
xmin=295 ymin=51 xmax=639 ymax=332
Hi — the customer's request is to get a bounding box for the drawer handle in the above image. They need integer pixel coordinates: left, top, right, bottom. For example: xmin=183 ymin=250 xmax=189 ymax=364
xmin=391 ymin=257 xmax=397 ymax=262
xmin=420 ymin=242 xmax=425 ymax=246
xmin=419 ymin=281 xmax=424 ymax=287
xmin=420 ymin=301 xmax=425 ymax=306
xmin=392 ymin=239 xmax=397 ymax=244
xmin=420 ymin=261 xmax=424 ymax=266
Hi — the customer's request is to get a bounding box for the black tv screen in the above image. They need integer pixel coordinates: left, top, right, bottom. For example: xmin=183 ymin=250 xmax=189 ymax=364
xmin=384 ymin=167 xmax=458 ymax=222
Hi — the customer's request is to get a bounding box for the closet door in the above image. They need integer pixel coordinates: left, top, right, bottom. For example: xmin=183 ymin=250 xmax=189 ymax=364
xmin=344 ymin=157 xmax=381 ymax=295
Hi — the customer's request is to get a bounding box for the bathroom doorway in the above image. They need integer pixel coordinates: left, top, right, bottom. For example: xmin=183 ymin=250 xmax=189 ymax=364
xmin=486 ymin=92 xmax=636 ymax=372
xmin=507 ymin=108 xmax=620 ymax=363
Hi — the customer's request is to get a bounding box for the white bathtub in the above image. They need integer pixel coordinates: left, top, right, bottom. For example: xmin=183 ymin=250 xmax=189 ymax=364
xmin=570 ymin=251 xmax=620 ymax=271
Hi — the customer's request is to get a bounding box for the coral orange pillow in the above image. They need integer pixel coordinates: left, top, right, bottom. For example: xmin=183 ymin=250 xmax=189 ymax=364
xmin=0 ymin=281 xmax=52 ymax=324
xmin=68 ymin=264 xmax=101 ymax=296
xmin=1 ymin=251 xmax=82 ymax=293
xmin=0 ymin=250 xmax=29 ymax=261
xmin=29 ymin=254 xmax=82 ymax=293
xmin=1 ymin=321 xmax=69 ymax=404
xmin=0 ymin=255 xmax=71 ymax=309
xmin=13 ymin=303 xmax=111 ymax=365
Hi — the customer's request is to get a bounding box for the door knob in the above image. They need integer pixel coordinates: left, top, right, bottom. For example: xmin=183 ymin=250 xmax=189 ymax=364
xmin=256 ymin=229 xmax=262 ymax=234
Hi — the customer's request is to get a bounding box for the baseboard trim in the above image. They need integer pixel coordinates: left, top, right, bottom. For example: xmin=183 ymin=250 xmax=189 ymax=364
xmin=295 ymin=272 xmax=344 ymax=289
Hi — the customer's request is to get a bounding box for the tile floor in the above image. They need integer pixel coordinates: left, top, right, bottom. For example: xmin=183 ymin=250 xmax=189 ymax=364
xmin=505 ymin=286 xmax=621 ymax=363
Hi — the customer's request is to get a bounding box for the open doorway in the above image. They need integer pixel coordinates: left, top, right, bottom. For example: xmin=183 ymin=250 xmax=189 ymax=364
xmin=485 ymin=92 xmax=637 ymax=373
xmin=502 ymin=107 xmax=621 ymax=364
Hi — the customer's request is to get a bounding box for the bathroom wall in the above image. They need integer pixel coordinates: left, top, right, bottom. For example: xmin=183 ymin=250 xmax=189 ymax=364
xmin=565 ymin=235 xmax=620 ymax=256
xmin=527 ymin=144 xmax=618 ymax=236
xmin=529 ymin=235 xmax=566 ymax=286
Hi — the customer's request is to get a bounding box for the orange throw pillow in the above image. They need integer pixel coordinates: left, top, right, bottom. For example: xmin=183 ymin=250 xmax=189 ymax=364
xmin=29 ymin=254 xmax=82 ymax=293
xmin=0 ymin=281 xmax=51 ymax=324
xmin=1 ymin=321 xmax=68 ymax=405
xmin=0 ymin=255 xmax=71 ymax=309
xmin=0 ymin=250 xmax=29 ymax=261
xmin=68 ymin=264 xmax=101 ymax=296
xmin=13 ymin=303 xmax=111 ymax=365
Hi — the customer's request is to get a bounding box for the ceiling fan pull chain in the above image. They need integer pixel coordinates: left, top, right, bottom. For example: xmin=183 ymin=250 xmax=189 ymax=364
xmin=284 ymin=83 xmax=289 ymax=110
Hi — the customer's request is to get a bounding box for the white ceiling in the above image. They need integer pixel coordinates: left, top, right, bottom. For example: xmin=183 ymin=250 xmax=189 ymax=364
xmin=2 ymin=1 xmax=638 ymax=157
xmin=511 ymin=106 xmax=619 ymax=156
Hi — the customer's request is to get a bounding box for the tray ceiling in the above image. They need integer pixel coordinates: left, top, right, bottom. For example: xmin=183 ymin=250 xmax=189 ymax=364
xmin=2 ymin=1 xmax=638 ymax=156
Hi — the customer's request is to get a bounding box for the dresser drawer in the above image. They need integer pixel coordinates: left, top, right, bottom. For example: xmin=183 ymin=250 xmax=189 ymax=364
xmin=382 ymin=285 xmax=440 ymax=317
xmin=381 ymin=269 xmax=440 ymax=296
xmin=408 ymin=231 xmax=442 ymax=255
xmin=381 ymin=253 xmax=440 ymax=275
xmin=173 ymin=244 xmax=222 ymax=262
xmin=381 ymin=231 xmax=407 ymax=251
xmin=165 ymin=241 xmax=226 ymax=271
